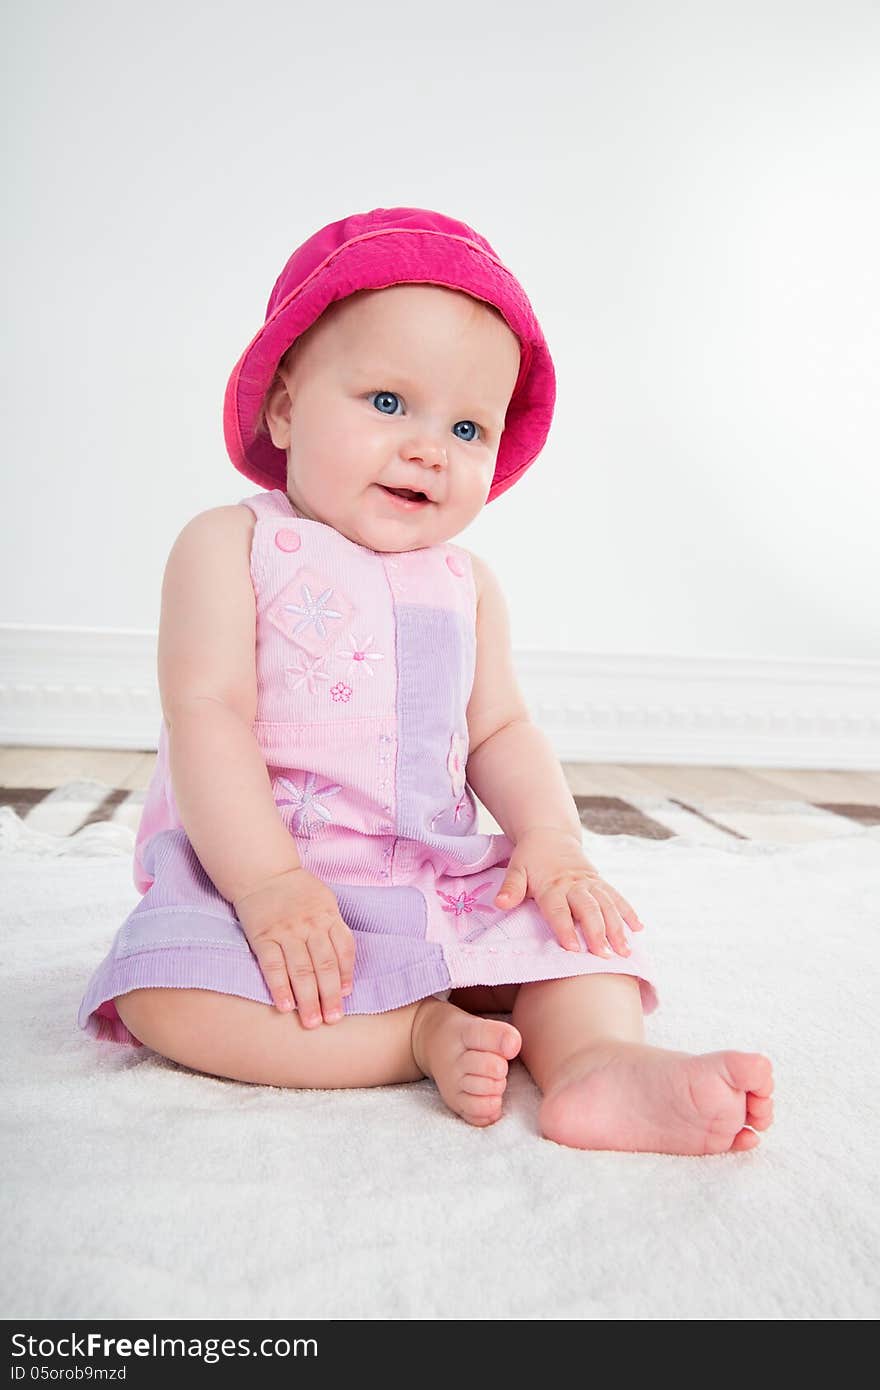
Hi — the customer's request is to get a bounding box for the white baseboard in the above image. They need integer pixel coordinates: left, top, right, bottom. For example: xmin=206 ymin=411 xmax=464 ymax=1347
xmin=1 ymin=625 xmax=878 ymax=769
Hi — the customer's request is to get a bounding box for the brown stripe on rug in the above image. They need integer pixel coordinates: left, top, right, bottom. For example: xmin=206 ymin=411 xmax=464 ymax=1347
xmin=0 ymin=784 xmax=145 ymax=838
xmin=76 ymin=787 xmax=136 ymax=830
xmin=0 ymin=787 xmax=55 ymax=818
xmin=813 ymin=802 xmax=880 ymax=826
xmin=573 ymin=795 xmax=676 ymax=840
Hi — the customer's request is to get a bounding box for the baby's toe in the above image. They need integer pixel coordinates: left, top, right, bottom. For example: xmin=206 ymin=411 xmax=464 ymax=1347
xmin=730 ymin=1127 xmax=761 ymax=1152
xmin=746 ymin=1094 xmax=774 ymax=1130
xmin=462 ymin=1047 xmax=508 ymax=1081
xmin=460 ymin=1092 xmax=505 ymax=1126
xmin=461 ymin=1072 xmax=507 ymax=1097
xmin=462 ymin=1015 xmax=521 ymax=1061
xmin=717 ymin=1050 xmax=774 ymax=1098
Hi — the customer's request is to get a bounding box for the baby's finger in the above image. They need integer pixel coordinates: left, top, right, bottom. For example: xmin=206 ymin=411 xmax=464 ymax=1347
xmin=537 ymin=888 xmax=582 ymax=953
xmin=285 ymin=937 xmax=324 ymax=1028
xmin=600 ymin=883 xmax=645 ymax=932
xmin=496 ymin=864 xmax=526 ymax=909
xmin=329 ymin=918 xmax=356 ymax=997
xmin=568 ymin=884 xmax=613 ymax=957
xmin=306 ymin=936 xmax=345 ymax=1024
xmin=250 ymin=936 xmax=299 ymax=1015
xmin=590 ymin=886 xmax=631 ymax=957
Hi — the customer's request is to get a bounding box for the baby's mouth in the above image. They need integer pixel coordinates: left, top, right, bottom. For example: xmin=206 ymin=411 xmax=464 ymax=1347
xmin=379 ymin=485 xmax=431 ymax=504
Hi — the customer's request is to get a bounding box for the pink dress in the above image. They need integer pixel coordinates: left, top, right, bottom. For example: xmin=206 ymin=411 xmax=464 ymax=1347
xmin=78 ymin=489 xmax=659 ymax=1044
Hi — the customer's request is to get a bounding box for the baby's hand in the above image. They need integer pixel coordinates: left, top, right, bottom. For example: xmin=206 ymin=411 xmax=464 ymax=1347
xmin=233 ymin=867 xmax=356 ymax=1027
xmin=494 ymin=827 xmax=646 ymax=958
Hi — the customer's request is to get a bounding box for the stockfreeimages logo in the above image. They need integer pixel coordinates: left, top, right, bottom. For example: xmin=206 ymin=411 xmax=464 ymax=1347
xmin=10 ymin=1333 xmax=317 ymax=1367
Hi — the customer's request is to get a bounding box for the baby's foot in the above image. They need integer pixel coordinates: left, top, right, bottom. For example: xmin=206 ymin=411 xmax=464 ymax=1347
xmin=538 ymin=1041 xmax=774 ymax=1156
xmin=411 ymin=998 xmax=522 ymax=1127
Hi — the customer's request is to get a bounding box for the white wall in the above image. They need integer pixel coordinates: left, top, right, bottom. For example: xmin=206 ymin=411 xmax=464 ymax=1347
xmin=3 ymin=0 xmax=878 ymax=670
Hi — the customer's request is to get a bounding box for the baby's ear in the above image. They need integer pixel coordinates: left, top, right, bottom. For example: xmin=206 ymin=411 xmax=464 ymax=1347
xmin=262 ymin=373 xmax=293 ymax=448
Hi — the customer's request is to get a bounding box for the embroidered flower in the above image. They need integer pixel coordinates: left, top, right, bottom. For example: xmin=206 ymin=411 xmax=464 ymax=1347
xmin=337 ymin=633 xmax=385 ymax=681
xmin=330 ymin=682 xmax=352 ymax=702
xmin=436 ymin=881 xmax=495 ymax=917
xmin=428 ymin=790 xmax=475 ymax=834
xmin=283 ymin=585 xmax=344 ymax=639
xmin=275 ymin=772 xmax=343 ymax=836
xmin=285 ymin=653 xmax=331 ymax=695
xmin=447 ymin=731 xmax=467 ymax=797
xmin=436 ymin=880 xmax=507 ymax=945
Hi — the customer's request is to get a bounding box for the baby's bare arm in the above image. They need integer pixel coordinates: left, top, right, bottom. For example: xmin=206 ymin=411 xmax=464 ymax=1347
xmin=159 ymin=507 xmax=302 ymax=903
xmin=464 ymin=553 xmax=581 ymax=845
xmin=165 ymin=701 xmax=302 ymax=903
xmin=468 ymin=720 xmax=582 ymax=845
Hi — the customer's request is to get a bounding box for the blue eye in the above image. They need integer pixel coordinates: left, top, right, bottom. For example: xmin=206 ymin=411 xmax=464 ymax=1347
xmin=370 ymin=391 xmax=402 ymax=415
xmin=368 ymin=391 xmax=482 ymax=440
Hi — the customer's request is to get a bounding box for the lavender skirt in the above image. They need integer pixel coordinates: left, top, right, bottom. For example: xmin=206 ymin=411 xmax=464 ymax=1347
xmin=78 ymin=824 xmax=659 ymax=1046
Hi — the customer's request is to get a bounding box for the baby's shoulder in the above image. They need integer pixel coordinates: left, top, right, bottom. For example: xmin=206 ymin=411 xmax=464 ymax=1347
xmin=166 ymin=505 xmax=256 ymax=586
xmin=454 ymin=546 xmax=501 ymax=606
xmin=173 ymin=503 xmax=256 ymax=554
xmin=176 ymin=503 xmax=256 ymax=536
xmin=194 ymin=503 xmax=256 ymax=539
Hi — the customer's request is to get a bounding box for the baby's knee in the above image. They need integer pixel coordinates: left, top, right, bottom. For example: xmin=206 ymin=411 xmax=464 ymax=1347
xmin=114 ymin=987 xmax=182 ymax=1047
xmin=114 ymin=987 xmax=269 ymax=1081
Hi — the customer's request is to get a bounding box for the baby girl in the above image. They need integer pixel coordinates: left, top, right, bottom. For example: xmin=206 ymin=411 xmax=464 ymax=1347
xmin=78 ymin=206 xmax=774 ymax=1154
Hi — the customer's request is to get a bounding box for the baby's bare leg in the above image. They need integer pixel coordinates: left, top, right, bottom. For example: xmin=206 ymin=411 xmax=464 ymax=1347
xmin=511 ymin=974 xmax=774 ymax=1157
xmin=116 ymin=987 xmax=426 ymax=1087
xmin=115 ymin=988 xmax=521 ymax=1124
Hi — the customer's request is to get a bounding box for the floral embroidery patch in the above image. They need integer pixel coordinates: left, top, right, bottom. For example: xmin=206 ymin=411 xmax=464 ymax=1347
xmin=275 ymin=772 xmax=343 ymax=836
xmin=267 ymin=568 xmax=354 ymax=659
xmin=330 ymin=682 xmax=352 ymax=703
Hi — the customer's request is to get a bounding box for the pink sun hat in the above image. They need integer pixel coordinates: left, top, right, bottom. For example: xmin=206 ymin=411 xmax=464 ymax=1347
xmin=223 ymin=206 xmax=556 ymax=504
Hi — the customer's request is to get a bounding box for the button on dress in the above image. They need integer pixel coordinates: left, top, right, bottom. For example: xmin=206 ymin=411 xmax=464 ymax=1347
xmin=78 ymin=490 xmax=659 ymax=1045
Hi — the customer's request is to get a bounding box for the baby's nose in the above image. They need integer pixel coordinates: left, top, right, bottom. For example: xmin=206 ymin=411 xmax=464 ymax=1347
xmin=405 ymin=440 xmax=448 ymax=468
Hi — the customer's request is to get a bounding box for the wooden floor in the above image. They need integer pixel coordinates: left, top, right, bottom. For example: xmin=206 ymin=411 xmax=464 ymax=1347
xmin=1 ymin=745 xmax=879 ymax=804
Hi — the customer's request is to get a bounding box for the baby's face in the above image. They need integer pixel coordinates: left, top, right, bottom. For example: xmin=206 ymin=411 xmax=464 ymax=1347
xmin=263 ymin=284 xmax=522 ymax=552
